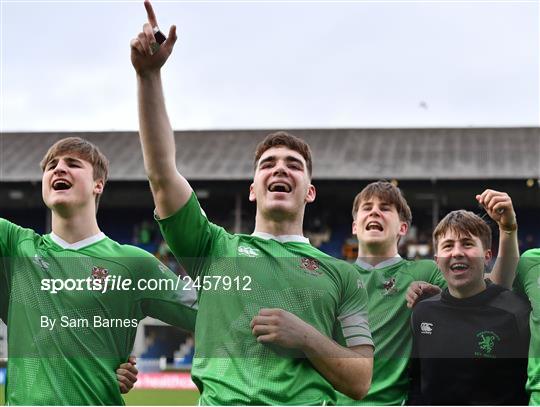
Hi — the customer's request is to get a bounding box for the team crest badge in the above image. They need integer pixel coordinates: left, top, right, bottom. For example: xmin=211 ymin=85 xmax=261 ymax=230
xmin=300 ymin=258 xmax=322 ymax=276
xmin=383 ymin=277 xmax=397 ymax=295
xmin=475 ymin=331 xmax=500 ymax=357
xmin=91 ymin=266 xmax=109 ymax=281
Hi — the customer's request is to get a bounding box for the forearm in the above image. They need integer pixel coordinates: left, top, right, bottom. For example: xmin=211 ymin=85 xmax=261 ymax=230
xmin=137 ymin=71 xmax=177 ymax=184
xmin=490 ymin=227 xmax=519 ymax=288
xmin=302 ymin=327 xmax=373 ymax=400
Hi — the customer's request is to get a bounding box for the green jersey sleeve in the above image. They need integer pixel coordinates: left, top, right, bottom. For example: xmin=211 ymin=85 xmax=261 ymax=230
xmin=420 ymin=259 xmax=447 ymax=288
xmin=336 ymin=263 xmax=373 ymax=348
xmin=130 ymin=249 xmax=197 ymax=332
xmin=156 ymin=193 xmax=225 ymax=278
xmin=0 ymin=218 xmax=28 ymax=259
xmin=515 ymin=250 xmax=540 ymax=405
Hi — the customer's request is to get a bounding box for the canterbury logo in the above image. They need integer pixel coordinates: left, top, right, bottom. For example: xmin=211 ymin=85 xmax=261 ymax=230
xmin=420 ymin=322 xmax=433 ymax=334
xmin=238 ymin=246 xmax=260 ymax=258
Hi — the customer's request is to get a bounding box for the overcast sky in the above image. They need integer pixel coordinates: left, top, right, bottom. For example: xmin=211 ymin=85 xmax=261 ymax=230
xmin=1 ymin=0 xmax=538 ymax=131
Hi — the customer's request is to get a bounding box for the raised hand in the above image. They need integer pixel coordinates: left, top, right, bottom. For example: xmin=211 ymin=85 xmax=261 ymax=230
xmin=476 ymin=189 xmax=517 ymax=232
xmin=130 ymin=0 xmax=178 ymax=76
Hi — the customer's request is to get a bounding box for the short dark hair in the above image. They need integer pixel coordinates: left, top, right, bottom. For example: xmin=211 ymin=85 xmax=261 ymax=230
xmin=433 ymin=210 xmax=492 ymax=252
xmin=253 ymin=131 xmax=313 ymax=177
xmin=351 ymin=181 xmax=412 ymax=225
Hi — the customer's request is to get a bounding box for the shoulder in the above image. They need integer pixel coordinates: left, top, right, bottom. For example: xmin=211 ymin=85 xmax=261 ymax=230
xmin=395 ymin=259 xmax=438 ymax=276
xmin=522 ymin=248 xmax=540 ymax=258
xmin=100 ymin=239 xmax=158 ymax=259
xmin=488 ymin=284 xmax=531 ymax=316
xmin=414 ymin=293 xmax=442 ymax=312
xmin=0 ymin=218 xmax=40 ymax=245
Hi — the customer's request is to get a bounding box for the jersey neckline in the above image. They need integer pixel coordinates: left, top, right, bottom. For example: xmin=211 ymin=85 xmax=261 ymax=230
xmin=251 ymin=231 xmax=310 ymax=244
xmin=355 ymin=255 xmax=403 ymax=271
xmin=49 ymin=231 xmax=107 ymax=250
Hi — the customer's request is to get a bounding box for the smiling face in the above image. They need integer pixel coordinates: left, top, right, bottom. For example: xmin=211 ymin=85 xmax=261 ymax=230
xmin=249 ymin=146 xmax=315 ymax=220
xmin=435 ymin=230 xmax=491 ymax=296
xmin=352 ymin=196 xmax=408 ymax=250
xmin=42 ymin=154 xmax=104 ymax=213
xmin=433 ymin=210 xmax=493 ymax=298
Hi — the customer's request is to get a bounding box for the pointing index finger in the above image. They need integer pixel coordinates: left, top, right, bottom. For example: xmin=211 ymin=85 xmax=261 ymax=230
xmin=144 ymin=0 xmax=159 ymax=28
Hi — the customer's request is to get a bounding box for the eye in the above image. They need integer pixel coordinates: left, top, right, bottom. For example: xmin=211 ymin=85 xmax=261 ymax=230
xmin=289 ymin=163 xmax=302 ymax=170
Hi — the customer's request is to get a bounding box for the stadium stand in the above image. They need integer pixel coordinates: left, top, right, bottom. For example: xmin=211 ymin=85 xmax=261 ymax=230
xmin=1 ymin=128 xmax=539 ymax=181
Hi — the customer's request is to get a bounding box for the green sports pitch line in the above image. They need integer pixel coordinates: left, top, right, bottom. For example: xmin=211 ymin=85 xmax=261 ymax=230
xmin=0 ymin=385 xmax=199 ymax=405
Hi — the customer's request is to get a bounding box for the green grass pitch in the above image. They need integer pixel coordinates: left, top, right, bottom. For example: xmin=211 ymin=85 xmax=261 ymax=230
xmin=0 ymin=385 xmax=199 ymax=405
xmin=123 ymin=389 xmax=199 ymax=405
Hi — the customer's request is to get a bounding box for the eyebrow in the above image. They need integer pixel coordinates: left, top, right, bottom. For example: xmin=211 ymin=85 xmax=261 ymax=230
xmin=46 ymin=156 xmax=84 ymax=167
xmin=258 ymin=155 xmax=304 ymax=168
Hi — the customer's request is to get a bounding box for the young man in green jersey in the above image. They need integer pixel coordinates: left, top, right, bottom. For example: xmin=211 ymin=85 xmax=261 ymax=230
xmin=130 ymin=1 xmax=373 ymax=404
xmin=515 ymin=248 xmax=540 ymax=404
xmin=1 ymin=137 xmax=196 ymax=405
xmin=338 ymin=182 xmax=519 ymax=405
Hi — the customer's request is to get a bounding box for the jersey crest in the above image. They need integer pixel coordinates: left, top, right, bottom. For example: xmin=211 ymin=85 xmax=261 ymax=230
xmin=475 ymin=330 xmax=500 ymax=357
xmin=382 ymin=277 xmax=397 ymax=295
xmin=91 ymin=266 xmax=109 ymax=281
xmin=300 ymin=257 xmax=322 ymax=276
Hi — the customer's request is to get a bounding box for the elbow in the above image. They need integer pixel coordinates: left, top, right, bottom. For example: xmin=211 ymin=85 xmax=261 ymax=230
xmin=341 ymin=376 xmax=371 ymax=401
xmin=342 ymin=361 xmax=372 ymax=400
xmin=348 ymin=381 xmax=371 ymax=401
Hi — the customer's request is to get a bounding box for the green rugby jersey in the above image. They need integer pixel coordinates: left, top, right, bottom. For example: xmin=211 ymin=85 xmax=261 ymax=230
xmin=515 ymin=248 xmax=540 ymax=405
xmin=157 ymin=193 xmax=373 ymax=405
xmin=337 ymin=258 xmax=445 ymax=406
xmin=0 ymin=218 xmax=197 ymax=405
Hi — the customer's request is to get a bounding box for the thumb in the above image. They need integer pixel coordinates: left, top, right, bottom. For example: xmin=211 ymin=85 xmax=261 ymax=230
xmin=422 ymin=284 xmax=441 ymax=294
xmin=164 ymin=25 xmax=178 ymax=52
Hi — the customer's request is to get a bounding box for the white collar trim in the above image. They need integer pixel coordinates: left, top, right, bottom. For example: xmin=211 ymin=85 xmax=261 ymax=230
xmin=355 ymin=254 xmax=402 ymax=271
xmin=251 ymin=231 xmax=310 ymax=244
xmin=50 ymin=231 xmax=107 ymax=250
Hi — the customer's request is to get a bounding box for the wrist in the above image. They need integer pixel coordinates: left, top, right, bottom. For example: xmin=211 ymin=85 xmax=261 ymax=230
xmin=499 ymin=223 xmax=517 ymax=234
xmin=137 ymin=69 xmax=162 ymax=81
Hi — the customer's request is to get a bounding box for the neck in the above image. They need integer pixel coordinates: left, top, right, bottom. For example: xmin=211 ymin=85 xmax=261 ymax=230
xmin=254 ymin=210 xmax=304 ymax=236
xmin=448 ymin=279 xmax=487 ymax=299
xmin=51 ymin=207 xmax=101 ymax=244
xmin=357 ymin=241 xmax=399 ymax=266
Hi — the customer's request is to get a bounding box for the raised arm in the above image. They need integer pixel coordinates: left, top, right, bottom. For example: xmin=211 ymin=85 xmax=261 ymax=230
xmin=131 ymin=0 xmax=192 ymax=218
xmin=476 ymin=189 xmax=519 ymax=288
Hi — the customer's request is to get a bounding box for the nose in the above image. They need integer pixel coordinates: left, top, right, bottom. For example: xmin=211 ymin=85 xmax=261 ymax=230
xmin=272 ymin=160 xmax=288 ymax=176
xmin=450 ymin=243 xmax=464 ymax=258
xmin=53 ymin=160 xmax=68 ymax=175
xmin=368 ymin=206 xmax=381 ymax=217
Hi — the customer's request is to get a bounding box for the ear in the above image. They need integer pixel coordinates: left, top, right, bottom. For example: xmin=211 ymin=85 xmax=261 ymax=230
xmin=398 ymin=221 xmax=409 ymax=237
xmin=484 ymin=249 xmax=492 ymax=265
xmin=94 ymin=179 xmax=104 ymax=195
xmin=305 ymin=184 xmax=316 ymax=204
xmin=434 ymin=254 xmax=441 ymax=267
xmin=352 ymin=220 xmax=357 ymax=236
xmin=248 ymin=182 xmax=256 ymax=202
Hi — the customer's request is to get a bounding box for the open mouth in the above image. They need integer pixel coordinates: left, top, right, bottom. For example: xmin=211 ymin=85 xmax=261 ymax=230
xmin=52 ymin=179 xmax=72 ymax=191
xmin=450 ymin=263 xmax=469 ymax=272
xmin=268 ymin=182 xmax=292 ymax=193
xmin=365 ymin=221 xmax=383 ymax=231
